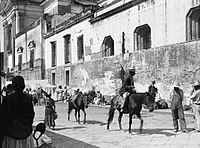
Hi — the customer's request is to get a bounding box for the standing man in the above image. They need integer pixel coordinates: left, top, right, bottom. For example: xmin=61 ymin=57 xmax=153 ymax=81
xmin=169 ymin=81 xmax=188 ymax=133
xmin=190 ymin=80 xmax=200 ymax=132
xmin=118 ymin=66 xmax=136 ymax=113
xmin=148 ymin=80 xmax=158 ymax=98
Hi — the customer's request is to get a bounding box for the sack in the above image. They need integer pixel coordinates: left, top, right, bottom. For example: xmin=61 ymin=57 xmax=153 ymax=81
xmin=53 ymin=111 xmax=58 ymax=120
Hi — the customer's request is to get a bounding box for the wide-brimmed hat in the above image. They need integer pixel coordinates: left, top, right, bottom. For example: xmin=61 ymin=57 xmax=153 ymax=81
xmin=194 ymin=80 xmax=200 ymax=87
xmin=129 ymin=66 xmax=136 ymax=73
xmin=173 ymin=81 xmax=180 ymax=88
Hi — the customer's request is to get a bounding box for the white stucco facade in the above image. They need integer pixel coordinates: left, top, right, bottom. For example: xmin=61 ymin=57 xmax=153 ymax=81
xmin=45 ymin=0 xmax=196 ymax=68
xmin=15 ymin=20 xmax=43 ymax=65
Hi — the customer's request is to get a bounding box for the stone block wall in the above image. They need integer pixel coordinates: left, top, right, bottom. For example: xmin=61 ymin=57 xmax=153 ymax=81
xmin=70 ymin=40 xmax=200 ymax=103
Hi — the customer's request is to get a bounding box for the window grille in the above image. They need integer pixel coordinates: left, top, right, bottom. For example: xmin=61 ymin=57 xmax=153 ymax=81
xmin=51 ymin=41 xmax=56 ymax=67
xmin=30 ymin=50 xmax=34 ymax=68
xmin=64 ymin=35 xmax=70 ymax=64
xmin=18 ymin=54 xmax=22 ymax=71
xmin=102 ymin=36 xmax=114 ymax=57
xmin=77 ymin=35 xmax=84 ymax=60
xmin=186 ymin=6 xmax=200 ymax=41
xmin=134 ymin=24 xmax=151 ymax=50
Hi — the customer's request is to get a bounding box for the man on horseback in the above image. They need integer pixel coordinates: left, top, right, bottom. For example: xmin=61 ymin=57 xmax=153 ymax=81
xmin=118 ymin=66 xmax=136 ymax=113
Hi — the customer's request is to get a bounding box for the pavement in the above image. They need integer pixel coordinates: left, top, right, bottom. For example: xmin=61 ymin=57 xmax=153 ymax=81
xmin=33 ymin=102 xmax=200 ymax=148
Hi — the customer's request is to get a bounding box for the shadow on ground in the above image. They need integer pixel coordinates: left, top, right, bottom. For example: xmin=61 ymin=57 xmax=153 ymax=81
xmin=52 ymin=126 xmax=86 ymax=131
xmin=108 ymin=128 xmax=179 ymax=137
xmin=86 ymin=120 xmax=107 ymax=126
xmin=33 ymin=126 xmax=99 ymax=148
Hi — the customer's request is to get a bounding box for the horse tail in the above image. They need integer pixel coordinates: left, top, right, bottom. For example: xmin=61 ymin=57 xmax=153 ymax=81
xmin=107 ymin=96 xmax=117 ymax=126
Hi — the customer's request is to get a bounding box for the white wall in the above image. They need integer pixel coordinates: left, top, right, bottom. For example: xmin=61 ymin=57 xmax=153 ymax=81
xmin=44 ymin=19 xmax=92 ymax=69
xmin=44 ymin=0 xmax=196 ymax=68
xmin=15 ymin=23 xmax=42 ymax=65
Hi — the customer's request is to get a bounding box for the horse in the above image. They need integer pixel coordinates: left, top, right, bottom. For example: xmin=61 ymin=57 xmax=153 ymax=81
xmin=107 ymin=91 xmax=156 ymax=133
xmin=68 ymin=92 xmax=89 ymax=124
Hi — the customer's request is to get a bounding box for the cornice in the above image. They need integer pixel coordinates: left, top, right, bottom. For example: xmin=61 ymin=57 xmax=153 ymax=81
xmin=41 ymin=0 xmax=56 ymax=9
xmin=0 ymin=1 xmax=14 ymax=16
xmin=0 ymin=0 xmax=43 ymax=16
xmin=90 ymin=0 xmax=147 ymax=23
xmin=44 ymin=12 xmax=93 ymax=39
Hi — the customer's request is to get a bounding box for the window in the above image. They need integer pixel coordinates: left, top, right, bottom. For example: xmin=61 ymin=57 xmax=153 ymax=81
xmin=46 ymin=20 xmax=51 ymax=32
xmin=64 ymin=35 xmax=71 ymax=64
xmin=7 ymin=24 xmax=12 ymax=54
xmin=122 ymin=32 xmax=125 ymax=54
xmin=102 ymin=36 xmax=114 ymax=57
xmin=52 ymin=73 xmax=55 ymax=85
xmin=186 ymin=6 xmax=200 ymax=41
xmin=51 ymin=41 xmax=56 ymax=67
xmin=66 ymin=71 xmax=69 ymax=86
xmin=77 ymin=35 xmax=84 ymax=60
xmin=30 ymin=50 xmax=34 ymax=68
xmin=134 ymin=24 xmax=151 ymax=50
xmin=17 ymin=46 xmax=23 ymax=70
xmin=18 ymin=54 xmax=22 ymax=71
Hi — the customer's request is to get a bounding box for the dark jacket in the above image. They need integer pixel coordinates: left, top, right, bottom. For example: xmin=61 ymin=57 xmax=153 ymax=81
xmin=148 ymin=85 xmax=158 ymax=97
xmin=5 ymin=91 xmax=35 ymax=139
xmin=0 ymin=96 xmax=8 ymax=147
xmin=119 ymin=73 xmax=134 ymax=96
xmin=170 ymin=88 xmax=184 ymax=110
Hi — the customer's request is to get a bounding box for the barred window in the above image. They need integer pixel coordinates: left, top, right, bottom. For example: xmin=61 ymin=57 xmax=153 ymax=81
xmin=64 ymin=35 xmax=70 ymax=64
xmin=52 ymin=73 xmax=55 ymax=85
xmin=134 ymin=24 xmax=151 ymax=50
xmin=30 ymin=50 xmax=34 ymax=68
xmin=51 ymin=41 xmax=56 ymax=67
xmin=102 ymin=35 xmax=114 ymax=57
xmin=18 ymin=54 xmax=22 ymax=71
xmin=77 ymin=35 xmax=84 ymax=60
xmin=7 ymin=24 xmax=12 ymax=54
xmin=186 ymin=6 xmax=200 ymax=41
xmin=66 ymin=71 xmax=69 ymax=86
xmin=122 ymin=32 xmax=125 ymax=54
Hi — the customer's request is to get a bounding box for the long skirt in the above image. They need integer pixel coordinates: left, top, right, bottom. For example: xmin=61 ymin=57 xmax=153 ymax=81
xmin=44 ymin=108 xmax=55 ymax=128
xmin=2 ymin=133 xmax=34 ymax=148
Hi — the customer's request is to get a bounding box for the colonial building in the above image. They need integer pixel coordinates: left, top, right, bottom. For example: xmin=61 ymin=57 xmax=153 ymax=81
xmin=1 ymin=0 xmax=200 ymax=102
xmin=0 ymin=0 xmax=44 ymax=81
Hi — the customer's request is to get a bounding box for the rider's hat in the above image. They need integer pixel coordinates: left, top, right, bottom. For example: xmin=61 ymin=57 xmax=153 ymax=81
xmin=129 ymin=66 xmax=136 ymax=73
xmin=152 ymin=80 xmax=156 ymax=84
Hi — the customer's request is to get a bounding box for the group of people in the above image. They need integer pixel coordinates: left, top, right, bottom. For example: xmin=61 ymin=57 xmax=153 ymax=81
xmin=0 ymin=76 xmax=58 ymax=148
xmin=117 ymin=66 xmax=200 ymax=134
xmin=54 ymin=85 xmax=69 ymax=102
xmin=168 ymin=80 xmax=200 ymax=133
xmin=1 ymin=67 xmax=200 ymax=148
xmin=0 ymin=76 xmax=35 ymax=148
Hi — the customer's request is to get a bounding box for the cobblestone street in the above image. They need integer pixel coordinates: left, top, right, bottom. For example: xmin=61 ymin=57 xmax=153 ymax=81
xmin=33 ymin=102 xmax=200 ymax=148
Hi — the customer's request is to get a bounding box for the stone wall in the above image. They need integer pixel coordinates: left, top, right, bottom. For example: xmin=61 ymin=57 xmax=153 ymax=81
xmin=70 ymin=40 xmax=200 ymax=103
